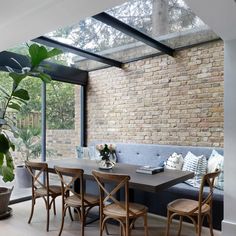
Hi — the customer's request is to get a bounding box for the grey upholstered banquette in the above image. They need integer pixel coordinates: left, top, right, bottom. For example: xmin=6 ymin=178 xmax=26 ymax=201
xmin=86 ymin=142 xmax=224 ymax=230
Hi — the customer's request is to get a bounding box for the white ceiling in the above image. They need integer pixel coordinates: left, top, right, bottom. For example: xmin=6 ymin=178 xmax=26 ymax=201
xmin=0 ymin=0 xmax=125 ymax=52
xmin=185 ymin=0 xmax=236 ymax=41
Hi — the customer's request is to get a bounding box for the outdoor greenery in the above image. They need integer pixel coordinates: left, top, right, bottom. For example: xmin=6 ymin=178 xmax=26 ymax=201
xmin=0 ymin=44 xmax=61 ymax=182
xmin=15 ymin=128 xmax=42 ymax=161
xmin=0 ymin=62 xmax=75 ymax=130
xmin=47 ymin=0 xmax=202 ymax=53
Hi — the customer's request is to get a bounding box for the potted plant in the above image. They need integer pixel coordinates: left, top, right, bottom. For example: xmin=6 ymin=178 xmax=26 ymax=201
xmin=15 ymin=127 xmax=41 ymax=188
xmin=0 ymin=44 xmax=61 ymax=216
xmin=15 ymin=127 xmax=54 ymax=188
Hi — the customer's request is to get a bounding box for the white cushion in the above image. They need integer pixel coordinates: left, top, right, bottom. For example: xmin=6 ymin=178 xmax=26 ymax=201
xmin=182 ymin=151 xmax=207 ymax=188
xmin=208 ymin=150 xmax=224 ymax=190
xmin=165 ymin=152 xmax=184 ymax=170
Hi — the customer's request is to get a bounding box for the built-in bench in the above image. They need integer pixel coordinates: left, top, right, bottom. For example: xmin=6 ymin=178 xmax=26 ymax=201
xmin=87 ymin=142 xmax=224 ymax=230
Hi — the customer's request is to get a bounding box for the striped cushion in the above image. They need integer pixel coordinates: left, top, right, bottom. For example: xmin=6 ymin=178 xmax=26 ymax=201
xmin=182 ymin=151 xmax=207 ymax=188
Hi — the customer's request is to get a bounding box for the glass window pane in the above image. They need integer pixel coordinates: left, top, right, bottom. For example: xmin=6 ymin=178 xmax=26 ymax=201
xmin=107 ymin=0 xmax=219 ymax=48
xmin=46 ymin=17 xmax=160 ymax=63
xmin=46 ymin=82 xmax=79 ymax=161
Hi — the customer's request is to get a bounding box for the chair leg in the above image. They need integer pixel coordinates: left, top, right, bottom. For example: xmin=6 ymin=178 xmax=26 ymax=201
xmin=53 ymin=198 xmax=56 ymax=215
xmin=197 ymin=215 xmax=202 ymax=236
xmin=28 ymin=197 xmax=36 ymax=224
xmin=58 ymin=207 xmax=67 ymax=236
xmin=81 ymin=208 xmax=85 ymax=236
xmin=46 ymin=196 xmax=50 ymax=232
xmin=166 ymin=210 xmax=171 ymax=236
xmin=105 ymin=223 xmax=109 ymax=235
xmin=68 ymin=207 xmax=74 ymax=221
xmin=143 ymin=214 xmax=148 ymax=236
xmin=207 ymin=214 xmax=214 ymax=236
xmin=177 ymin=216 xmax=183 ymax=236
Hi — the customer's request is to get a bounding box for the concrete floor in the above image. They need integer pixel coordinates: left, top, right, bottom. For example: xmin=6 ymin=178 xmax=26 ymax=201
xmin=0 ymin=198 xmax=221 ymax=236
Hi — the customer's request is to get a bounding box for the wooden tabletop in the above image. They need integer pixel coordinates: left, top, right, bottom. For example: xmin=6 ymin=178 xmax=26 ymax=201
xmin=47 ymin=158 xmax=194 ymax=193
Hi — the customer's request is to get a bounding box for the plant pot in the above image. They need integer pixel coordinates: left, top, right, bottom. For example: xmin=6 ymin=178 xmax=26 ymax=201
xmin=0 ymin=187 xmax=12 ymax=215
xmin=15 ymin=165 xmax=32 ymax=188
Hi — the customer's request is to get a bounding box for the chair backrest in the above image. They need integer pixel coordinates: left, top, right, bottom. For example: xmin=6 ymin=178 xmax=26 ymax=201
xmin=54 ymin=166 xmax=89 ymax=205
xmin=196 ymin=170 xmax=221 ymax=215
xmin=25 ymin=161 xmax=50 ymax=194
xmin=92 ymin=170 xmax=136 ymax=218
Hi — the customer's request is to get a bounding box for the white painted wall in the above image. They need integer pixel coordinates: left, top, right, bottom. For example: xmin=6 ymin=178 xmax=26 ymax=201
xmin=223 ymin=39 xmax=236 ymax=235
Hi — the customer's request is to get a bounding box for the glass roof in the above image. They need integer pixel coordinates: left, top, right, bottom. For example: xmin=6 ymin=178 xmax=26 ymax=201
xmin=46 ymin=16 xmax=160 ymax=63
xmin=107 ymin=0 xmax=219 ymax=48
xmin=7 ymin=0 xmax=220 ymax=72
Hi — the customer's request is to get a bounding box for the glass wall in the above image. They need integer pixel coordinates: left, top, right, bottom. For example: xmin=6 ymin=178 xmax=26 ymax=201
xmin=46 ymin=81 xmax=79 ymax=161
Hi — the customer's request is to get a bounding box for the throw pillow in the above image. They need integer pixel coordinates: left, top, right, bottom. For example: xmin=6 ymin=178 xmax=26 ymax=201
xmin=208 ymin=150 xmax=224 ymax=190
xmin=215 ymin=160 xmax=224 ymax=190
xmin=208 ymin=149 xmax=224 ymax=173
xmin=182 ymin=151 xmax=207 ymax=188
xmin=165 ymin=152 xmax=184 ymax=170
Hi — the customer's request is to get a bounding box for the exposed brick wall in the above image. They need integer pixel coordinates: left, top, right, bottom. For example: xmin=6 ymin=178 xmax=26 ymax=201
xmin=46 ymin=129 xmax=78 ymax=158
xmin=85 ymin=41 xmax=224 ymax=147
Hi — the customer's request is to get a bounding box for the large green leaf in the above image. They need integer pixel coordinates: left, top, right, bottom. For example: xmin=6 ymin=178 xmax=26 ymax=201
xmin=13 ymin=88 xmax=30 ymax=100
xmin=38 ymin=72 xmax=52 ymax=83
xmin=0 ymin=133 xmax=10 ymax=154
xmin=5 ymin=151 xmax=14 ymax=169
xmin=29 ymin=44 xmax=48 ymax=68
xmin=8 ymin=102 xmax=21 ymax=111
xmin=1 ymin=165 xmax=14 ymax=182
xmin=9 ymin=72 xmax=27 ymax=87
xmin=47 ymin=48 xmax=62 ymax=59
xmin=0 ymin=153 xmax=3 ymax=166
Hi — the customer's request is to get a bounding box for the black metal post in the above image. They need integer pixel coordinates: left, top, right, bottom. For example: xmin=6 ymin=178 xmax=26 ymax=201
xmin=41 ymin=81 xmax=46 ymax=162
xmin=80 ymin=85 xmax=86 ymax=147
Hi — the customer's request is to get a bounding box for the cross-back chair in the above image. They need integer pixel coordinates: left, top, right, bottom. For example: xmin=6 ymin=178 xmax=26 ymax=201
xmin=92 ymin=170 xmax=149 ymax=236
xmin=55 ymin=166 xmax=99 ymax=236
xmin=25 ymin=161 xmax=62 ymax=231
xmin=166 ymin=170 xmax=221 ymax=236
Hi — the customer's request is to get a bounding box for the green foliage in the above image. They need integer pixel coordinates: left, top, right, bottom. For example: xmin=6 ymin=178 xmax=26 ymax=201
xmin=46 ymin=81 xmax=75 ymax=129
xmin=15 ymin=127 xmax=44 ymax=161
xmin=0 ymin=43 xmax=62 ymax=182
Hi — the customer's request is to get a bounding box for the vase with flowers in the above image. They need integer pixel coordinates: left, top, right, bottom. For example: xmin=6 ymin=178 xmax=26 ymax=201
xmin=96 ymin=144 xmax=116 ymax=169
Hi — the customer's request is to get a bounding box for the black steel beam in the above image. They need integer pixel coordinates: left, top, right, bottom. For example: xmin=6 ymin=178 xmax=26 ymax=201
xmin=0 ymin=51 xmax=88 ymax=85
xmin=33 ymin=36 xmax=123 ymax=68
xmin=93 ymin=12 xmax=174 ymax=57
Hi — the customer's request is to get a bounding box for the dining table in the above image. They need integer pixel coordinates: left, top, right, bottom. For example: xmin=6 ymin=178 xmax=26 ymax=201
xmin=47 ymin=158 xmax=194 ymax=193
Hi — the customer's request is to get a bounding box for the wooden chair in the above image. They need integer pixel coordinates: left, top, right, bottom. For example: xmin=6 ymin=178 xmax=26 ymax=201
xmin=165 ymin=170 xmax=221 ymax=236
xmin=25 ymin=161 xmax=62 ymax=231
xmin=92 ymin=170 xmax=149 ymax=236
xmin=55 ymin=166 xmax=100 ymax=236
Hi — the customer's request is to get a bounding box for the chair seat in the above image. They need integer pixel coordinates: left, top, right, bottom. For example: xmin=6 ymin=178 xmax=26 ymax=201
xmin=168 ymin=198 xmax=210 ymax=215
xmin=65 ymin=193 xmax=99 ymax=207
xmin=104 ymin=202 xmax=148 ymax=218
xmin=35 ymin=185 xmax=61 ymax=197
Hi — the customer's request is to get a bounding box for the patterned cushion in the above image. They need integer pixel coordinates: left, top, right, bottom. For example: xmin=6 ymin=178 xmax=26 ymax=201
xmin=208 ymin=150 xmax=224 ymax=190
xmin=208 ymin=150 xmax=224 ymax=173
xmin=165 ymin=152 xmax=184 ymax=170
xmin=215 ymin=161 xmax=224 ymax=190
xmin=182 ymin=151 xmax=207 ymax=188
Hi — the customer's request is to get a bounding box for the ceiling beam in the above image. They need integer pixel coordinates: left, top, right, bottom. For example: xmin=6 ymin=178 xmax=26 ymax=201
xmin=93 ymin=12 xmax=175 ymax=57
xmin=33 ymin=36 xmax=123 ymax=68
xmin=0 ymin=51 xmax=88 ymax=85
